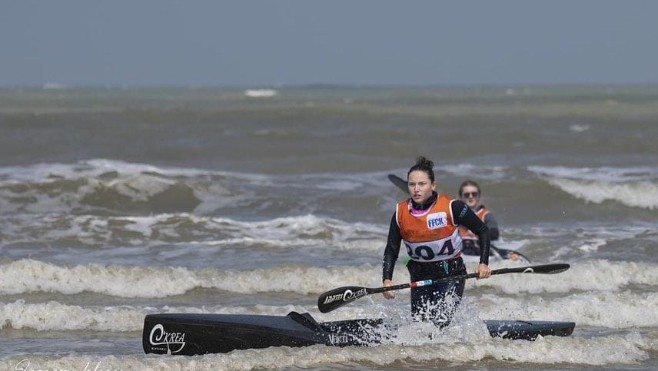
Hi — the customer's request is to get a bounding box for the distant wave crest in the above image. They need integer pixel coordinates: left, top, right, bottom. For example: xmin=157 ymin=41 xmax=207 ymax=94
xmin=529 ymin=165 xmax=658 ymax=210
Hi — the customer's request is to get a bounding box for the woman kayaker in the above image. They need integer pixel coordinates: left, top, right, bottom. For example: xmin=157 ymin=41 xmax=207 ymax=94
xmin=458 ymin=180 xmax=526 ymax=262
xmin=458 ymin=180 xmax=499 ymax=255
xmin=381 ymin=156 xmax=491 ymax=325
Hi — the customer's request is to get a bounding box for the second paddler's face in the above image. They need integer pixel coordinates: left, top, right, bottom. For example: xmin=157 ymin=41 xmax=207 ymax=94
xmin=407 ymin=170 xmax=436 ymax=204
xmin=460 ymin=185 xmax=480 ymax=209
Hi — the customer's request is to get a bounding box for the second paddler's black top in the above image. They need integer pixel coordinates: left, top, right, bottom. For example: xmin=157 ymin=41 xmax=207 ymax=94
xmin=382 ymin=192 xmax=490 ymax=282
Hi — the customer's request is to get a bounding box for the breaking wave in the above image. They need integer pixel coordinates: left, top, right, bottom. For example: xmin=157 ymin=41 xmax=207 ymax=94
xmin=529 ymin=165 xmax=658 ymax=210
xmin=1 ymin=259 xmax=655 ymax=298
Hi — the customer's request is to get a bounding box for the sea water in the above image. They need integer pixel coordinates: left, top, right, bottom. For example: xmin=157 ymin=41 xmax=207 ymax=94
xmin=0 ymin=85 xmax=656 ymax=370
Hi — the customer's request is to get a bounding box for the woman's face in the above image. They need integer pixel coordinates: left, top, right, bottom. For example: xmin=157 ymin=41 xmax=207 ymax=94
xmin=460 ymin=185 xmax=480 ymax=209
xmin=407 ymin=170 xmax=436 ymax=204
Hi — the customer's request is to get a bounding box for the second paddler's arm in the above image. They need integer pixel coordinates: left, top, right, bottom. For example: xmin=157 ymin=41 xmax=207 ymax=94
xmin=483 ymin=211 xmax=500 ymax=241
xmin=452 ymin=200 xmax=492 ymax=279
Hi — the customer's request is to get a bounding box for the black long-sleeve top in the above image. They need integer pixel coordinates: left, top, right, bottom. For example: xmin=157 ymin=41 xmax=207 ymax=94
xmin=382 ymin=192 xmax=490 ymax=282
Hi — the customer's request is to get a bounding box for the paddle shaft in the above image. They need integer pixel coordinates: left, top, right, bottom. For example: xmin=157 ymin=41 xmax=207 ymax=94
xmin=318 ymin=263 xmax=569 ymax=313
xmin=364 ymin=264 xmax=566 ymax=295
xmin=373 ymin=272 xmax=478 ymax=294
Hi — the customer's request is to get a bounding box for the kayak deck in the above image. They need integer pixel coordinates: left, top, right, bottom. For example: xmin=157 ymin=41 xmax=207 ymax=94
xmin=143 ymin=311 xmax=575 ymax=356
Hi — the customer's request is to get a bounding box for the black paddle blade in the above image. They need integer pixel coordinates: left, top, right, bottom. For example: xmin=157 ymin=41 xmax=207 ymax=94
xmin=317 ymin=286 xmax=370 ymax=313
xmin=493 ymin=263 xmax=570 ymax=276
xmin=387 ymin=174 xmax=408 ymax=193
xmin=523 ymin=263 xmax=570 ymax=274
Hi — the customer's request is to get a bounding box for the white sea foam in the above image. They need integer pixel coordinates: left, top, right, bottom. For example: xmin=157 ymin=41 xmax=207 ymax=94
xmin=547 ymin=178 xmax=658 ymax=209
xmin=0 ymin=159 xmax=186 ymax=183
xmin=0 ymin=259 xmax=380 ymax=297
xmin=529 ymin=165 xmax=658 ymax=182
xmin=468 ymin=259 xmax=658 ymax=293
xmin=478 ymin=291 xmax=658 ymax=328
xmin=203 ymin=214 xmax=386 ymax=248
xmin=0 ymin=160 xmax=393 ymax=217
xmin=528 ymin=165 xmax=658 ymax=209
xmin=0 ymin=213 xmax=387 ymax=255
xmin=10 ymin=212 xmax=630 ymax=285
xmin=1 ymin=259 xmax=655 ymax=299
xmin=0 ymin=300 xmax=145 ymax=332
xmin=569 ymin=124 xmax=591 ymax=132
xmin=244 ymin=89 xmax=277 ymax=98
xmin=0 ymin=259 xmax=202 ymax=297
xmin=0 ymin=332 xmax=650 ymax=368
xmin=439 ymin=163 xmax=509 ymax=180
xmin=0 ymin=301 xmax=314 ymax=332
xmin=0 ymin=161 xmax=205 ymax=215
xmin=0 ymin=301 xmax=320 ymax=332
xmin=1 ymin=287 xmax=656 ymax=333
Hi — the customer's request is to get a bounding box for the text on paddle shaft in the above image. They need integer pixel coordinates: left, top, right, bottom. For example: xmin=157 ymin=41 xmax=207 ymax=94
xmin=322 ymin=288 xmax=368 ymax=304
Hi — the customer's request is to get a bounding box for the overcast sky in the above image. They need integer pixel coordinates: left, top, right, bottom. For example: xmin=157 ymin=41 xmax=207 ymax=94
xmin=2 ymin=1 xmax=657 ymax=87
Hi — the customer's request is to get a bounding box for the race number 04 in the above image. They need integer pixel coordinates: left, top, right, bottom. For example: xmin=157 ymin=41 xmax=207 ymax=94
xmin=405 ymin=240 xmax=454 ymax=261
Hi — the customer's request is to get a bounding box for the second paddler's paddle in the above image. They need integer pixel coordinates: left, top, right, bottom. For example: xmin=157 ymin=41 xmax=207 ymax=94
xmin=318 ymin=263 xmax=569 ymax=313
xmin=387 ymin=173 xmax=409 ymax=193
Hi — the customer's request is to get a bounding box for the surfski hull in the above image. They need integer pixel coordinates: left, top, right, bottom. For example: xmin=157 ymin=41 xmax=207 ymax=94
xmin=142 ymin=311 xmax=575 ymax=356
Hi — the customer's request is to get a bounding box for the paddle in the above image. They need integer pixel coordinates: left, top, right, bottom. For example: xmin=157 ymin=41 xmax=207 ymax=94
xmin=387 ymin=174 xmax=408 ymax=193
xmin=317 ymin=263 xmax=569 ymax=313
xmin=386 ymin=173 xmax=531 ymax=263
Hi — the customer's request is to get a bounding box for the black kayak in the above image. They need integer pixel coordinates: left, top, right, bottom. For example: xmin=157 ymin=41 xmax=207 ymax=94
xmin=142 ymin=311 xmax=575 ymax=356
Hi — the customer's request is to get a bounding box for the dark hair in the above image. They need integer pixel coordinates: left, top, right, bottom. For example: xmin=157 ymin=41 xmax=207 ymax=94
xmin=407 ymin=156 xmax=435 ymax=183
xmin=458 ymin=180 xmax=481 ymax=197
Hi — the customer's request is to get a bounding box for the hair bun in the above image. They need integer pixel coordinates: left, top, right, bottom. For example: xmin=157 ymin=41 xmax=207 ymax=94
xmin=415 ymin=156 xmax=434 ymax=169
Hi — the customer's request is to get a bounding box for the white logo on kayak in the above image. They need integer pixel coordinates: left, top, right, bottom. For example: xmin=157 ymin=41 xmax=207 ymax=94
xmin=322 ymin=288 xmax=368 ymax=304
xmin=149 ymin=324 xmax=186 ymax=354
xmin=523 ymin=268 xmax=535 ymax=273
